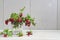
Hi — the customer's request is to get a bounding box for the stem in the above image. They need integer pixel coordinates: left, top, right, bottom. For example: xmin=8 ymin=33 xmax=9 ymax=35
xmin=20 ymin=25 xmax=21 ymax=28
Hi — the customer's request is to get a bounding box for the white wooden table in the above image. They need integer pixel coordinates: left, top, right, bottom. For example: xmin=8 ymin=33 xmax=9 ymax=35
xmin=0 ymin=30 xmax=60 ymax=40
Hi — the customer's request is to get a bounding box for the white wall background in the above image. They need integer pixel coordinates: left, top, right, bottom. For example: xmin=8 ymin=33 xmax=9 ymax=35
xmin=58 ymin=0 xmax=60 ymax=30
xmin=31 ymin=0 xmax=57 ymax=30
xmin=0 ymin=0 xmax=4 ymax=30
xmin=0 ymin=0 xmax=60 ymax=30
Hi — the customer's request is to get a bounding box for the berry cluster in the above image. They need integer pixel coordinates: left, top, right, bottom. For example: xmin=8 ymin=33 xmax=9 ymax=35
xmin=5 ymin=7 xmax=35 ymax=28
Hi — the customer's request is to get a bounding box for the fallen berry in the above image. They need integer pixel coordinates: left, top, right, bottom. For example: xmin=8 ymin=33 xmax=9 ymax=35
xmin=4 ymin=34 xmax=7 ymax=37
xmin=27 ymin=31 xmax=32 ymax=36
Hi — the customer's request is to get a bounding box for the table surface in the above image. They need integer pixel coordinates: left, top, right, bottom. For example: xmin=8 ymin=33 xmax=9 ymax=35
xmin=0 ymin=30 xmax=60 ymax=40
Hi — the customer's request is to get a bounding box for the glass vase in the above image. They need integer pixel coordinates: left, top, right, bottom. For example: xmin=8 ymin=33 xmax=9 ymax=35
xmin=12 ymin=26 xmax=23 ymax=36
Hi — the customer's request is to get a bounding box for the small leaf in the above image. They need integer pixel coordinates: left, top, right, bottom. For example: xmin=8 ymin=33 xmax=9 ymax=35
xmin=0 ymin=32 xmax=3 ymax=35
xmin=17 ymin=32 xmax=23 ymax=37
xmin=27 ymin=14 xmax=31 ymax=19
xmin=8 ymin=31 xmax=12 ymax=37
xmin=32 ymin=21 xmax=36 ymax=26
xmin=20 ymin=6 xmax=25 ymax=12
xmin=22 ymin=17 xmax=25 ymax=22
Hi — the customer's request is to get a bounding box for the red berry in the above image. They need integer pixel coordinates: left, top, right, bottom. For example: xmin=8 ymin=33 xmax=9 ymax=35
xmin=25 ymin=23 xmax=28 ymax=26
xmin=26 ymin=20 xmax=30 ymax=24
xmin=27 ymin=32 xmax=32 ymax=36
xmin=4 ymin=34 xmax=7 ymax=37
xmin=26 ymin=20 xmax=31 ymax=27
xmin=27 ymin=24 xmax=31 ymax=27
xmin=19 ymin=13 xmax=23 ymax=17
xmin=5 ymin=20 xmax=9 ymax=25
xmin=25 ymin=19 xmax=31 ymax=27
xmin=9 ymin=18 xmax=14 ymax=23
xmin=17 ymin=18 xmax=22 ymax=23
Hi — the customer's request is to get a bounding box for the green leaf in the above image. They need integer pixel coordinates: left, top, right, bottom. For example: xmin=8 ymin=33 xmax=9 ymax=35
xmin=3 ymin=29 xmax=9 ymax=34
xmin=0 ymin=32 xmax=3 ymax=35
xmin=30 ymin=18 xmax=34 ymax=22
xmin=32 ymin=21 xmax=36 ymax=26
xmin=20 ymin=6 xmax=25 ymax=12
xmin=27 ymin=14 xmax=31 ymax=19
xmin=17 ymin=32 xmax=23 ymax=37
xmin=10 ymin=13 xmax=19 ymax=20
xmin=8 ymin=30 xmax=12 ymax=37
xmin=22 ymin=17 xmax=25 ymax=22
